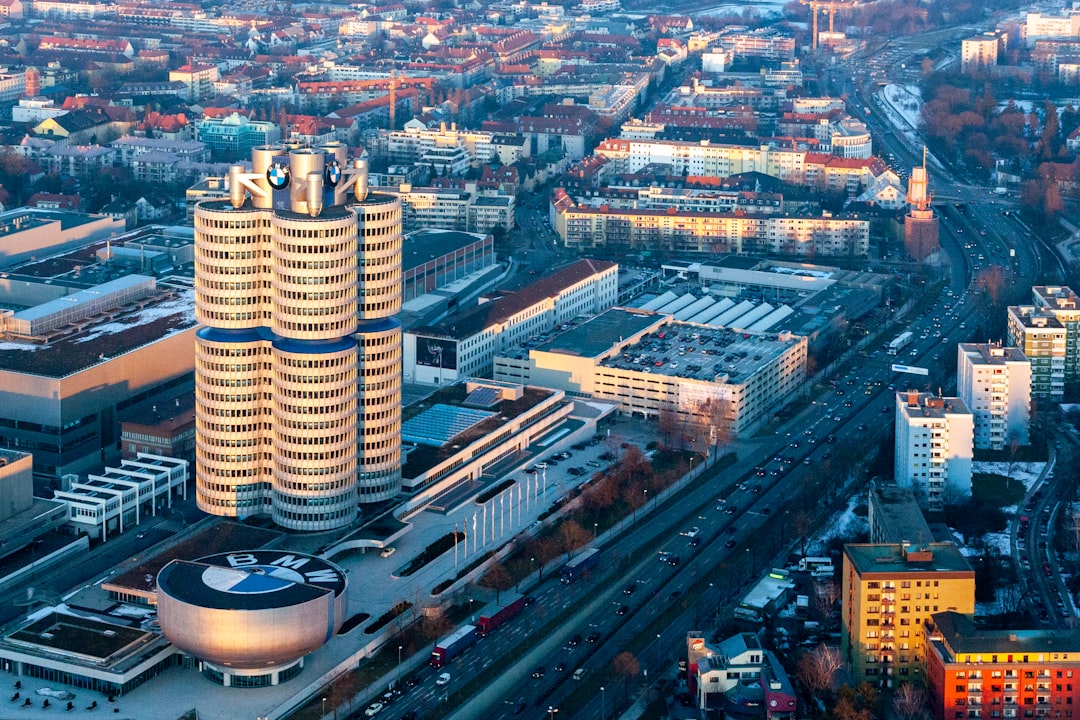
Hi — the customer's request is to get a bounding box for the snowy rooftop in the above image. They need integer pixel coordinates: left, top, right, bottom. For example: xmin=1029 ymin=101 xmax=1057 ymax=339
xmin=0 ymin=287 xmax=195 ymax=376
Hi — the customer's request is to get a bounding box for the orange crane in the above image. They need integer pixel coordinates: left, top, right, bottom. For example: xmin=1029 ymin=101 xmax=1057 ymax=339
xmin=800 ymin=0 xmax=859 ymax=51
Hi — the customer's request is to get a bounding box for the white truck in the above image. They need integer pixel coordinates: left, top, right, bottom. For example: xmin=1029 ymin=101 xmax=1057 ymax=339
xmin=887 ymin=331 xmax=914 ymax=355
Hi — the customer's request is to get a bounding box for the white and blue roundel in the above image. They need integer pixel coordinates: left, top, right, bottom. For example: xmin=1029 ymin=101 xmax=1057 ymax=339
xmin=202 ymin=564 xmax=304 ymax=595
xmin=266 ymin=161 xmax=291 ymax=190
xmin=324 ymin=160 xmax=341 ymax=188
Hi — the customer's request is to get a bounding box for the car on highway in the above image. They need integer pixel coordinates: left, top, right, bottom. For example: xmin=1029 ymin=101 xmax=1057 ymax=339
xmin=587 ymin=631 xmax=602 ymax=644
xmin=725 ymin=539 xmax=737 ymax=549
xmin=364 ymin=702 xmax=384 ymax=717
xmin=623 ymin=583 xmax=637 ymax=595
xmin=531 ymin=666 xmax=546 ymax=678
xmin=554 ymin=662 xmax=567 ymax=672
xmin=681 ymin=527 xmax=700 ymax=538
xmin=436 ymin=673 xmax=451 ymax=686
xmin=568 ymin=634 xmax=582 ymax=647
xmin=616 ymin=604 xmax=630 ymax=616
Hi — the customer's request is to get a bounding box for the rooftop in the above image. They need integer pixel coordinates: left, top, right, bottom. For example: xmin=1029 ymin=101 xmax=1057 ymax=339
xmin=930 ymin=611 xmax=1080 ymax=660
xmin=540 ymin=308 xmax=663 ymax=359
xmin=844 ymin=542 xmax=974 ymax=575
xmin=8 ymin=612 xmax=150 ymax=661
xmin=413 ymin=258 xmax=616 ymax=340
xmin=592 ymin=317 xmax=800 ymax=385
xmin=958 ymin=342 xmax=1028 ymax=365
xmin=896 ymin=392 xmax=971 ymax=420
xmin=401 ymin=384 xmax=557 ymax=479
xmin=0 ymin=286 xmax=195 ymax=377
xmin=403 ymin=228 xmax=489 ymax=272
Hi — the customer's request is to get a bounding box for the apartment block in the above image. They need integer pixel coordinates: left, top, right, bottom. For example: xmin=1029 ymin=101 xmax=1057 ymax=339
xmin=1006 ymin=306 xmax=1067 ymax=401
xmin=551 ymin=190 xmax=869 ymax=257
xmin=956 ymin=343 xmax=1031 ymax=450
xmin=894 ymin=391 xmax=973 ymax=511
xmin=1032 ymin=285 xmax=1080 ymax=377
xmin=926 ymin=612 xmax=1080 ymax=720
xmin=962 ymin=34 xmax=1001 ymax=73
xmin=841 ymin=543 xmax=975 ymax=687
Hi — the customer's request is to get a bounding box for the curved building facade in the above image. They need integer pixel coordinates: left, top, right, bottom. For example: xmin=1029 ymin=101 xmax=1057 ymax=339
xmin=156 ymin=550 xmax=349 ymax=687
xmin=194 ymin=144 xmax=401 ymax=531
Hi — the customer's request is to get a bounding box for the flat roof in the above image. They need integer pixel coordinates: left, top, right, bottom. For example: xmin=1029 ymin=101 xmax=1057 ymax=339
xmin=844 ymin=543 xmax=974 ymax=575
xmin=403 ymin=229 xmax=488 ymax=272
xmin=156 ymin=558 xmax=333 ymax=611
xmin=541 ymin=308 xmax=662 ymax=359
xmin=594 ymin=318 xmax=799 ymax=385
xmin=12 ymin=274 xmax=155 ymax=323
xmin=412 ymin=258 xmax=616 ymax=340
xmin=0 ymin=286 xmax=195 ymax=376
xmin=931 ymin=611 xmax=1080 ymax=658
xmin=401 ymin=384 xmax=558 ymax=479
xmin=8 ymin=612 xmax=149 ymax=660
xmin=401 ymin=404 xmax=495 ymax=447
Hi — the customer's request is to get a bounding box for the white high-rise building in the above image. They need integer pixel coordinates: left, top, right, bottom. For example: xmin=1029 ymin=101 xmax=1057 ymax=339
xmin=894 ymin=391 xmax=973 ymax=511
xmin=956 ymin=343 xmax=1031 ymax=450
xmin=194 ymin=144 xmax=401 ymax=531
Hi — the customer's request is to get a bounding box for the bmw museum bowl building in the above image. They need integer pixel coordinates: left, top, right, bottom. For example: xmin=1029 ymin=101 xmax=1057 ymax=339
xmin=156 ymin=550 xmax=348 ymax=687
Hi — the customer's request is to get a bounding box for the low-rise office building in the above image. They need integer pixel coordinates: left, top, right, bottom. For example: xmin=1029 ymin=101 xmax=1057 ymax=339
xmin=894 ymin=391 xmax=973 ymax=511
xmin=495 ymin=307 xmax=807 ymax=436
xmin=402 ymin=229 xmax=495 ymax=303
xmin=54 ymin=453 xmax=188 ymax=539
xmin=956 ymin=343 xmax=1031 ymax=450
xmin=405 ymin=259 xmax=618 ymax=383
xmin=841 ymin=543 xmax=975 ymax=687
xmin=399 ymin=380 xmax=576 ymax=500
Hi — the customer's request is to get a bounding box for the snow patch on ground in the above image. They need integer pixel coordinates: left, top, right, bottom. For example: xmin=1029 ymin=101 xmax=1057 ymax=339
xmin=880 ymin=84 xmax=923 ymax=131
xmin=808 ymin=494 xmax=868 ymax=556
xmin=972 ymin=461 xmax=1045 ymax=513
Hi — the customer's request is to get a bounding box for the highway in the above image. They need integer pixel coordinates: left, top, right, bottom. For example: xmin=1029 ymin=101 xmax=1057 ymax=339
xmin=356 ymin=29 xmax=1076 ymax=720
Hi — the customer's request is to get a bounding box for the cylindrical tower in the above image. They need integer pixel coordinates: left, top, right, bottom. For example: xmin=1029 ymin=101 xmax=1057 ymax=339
xmin=353 ymin=191 xmax=403 ymax=503
xmin=195 ymin=146 xmax=400 ymax=530
xmin=193 ymin=200 xmax=273 ymax=518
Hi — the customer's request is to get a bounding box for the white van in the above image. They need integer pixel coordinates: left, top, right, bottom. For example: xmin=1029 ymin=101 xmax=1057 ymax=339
xmin=573 ymin=668 xmax=587 ymax=680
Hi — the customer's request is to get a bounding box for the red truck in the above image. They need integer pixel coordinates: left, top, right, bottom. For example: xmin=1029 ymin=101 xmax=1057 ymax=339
xmin=476 ymin=593 xmax=525 ymax=637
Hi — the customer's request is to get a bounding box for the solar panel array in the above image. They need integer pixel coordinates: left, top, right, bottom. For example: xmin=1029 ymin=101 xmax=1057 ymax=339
xmin=462 ymin=386 xmax=501 ymax=408
xmin=401 ymin=404 xmax=496 ymax=447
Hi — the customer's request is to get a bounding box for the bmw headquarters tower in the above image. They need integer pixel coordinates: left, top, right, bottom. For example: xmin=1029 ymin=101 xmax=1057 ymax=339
xmin=194 ymin=144 xmax=402 ymax=531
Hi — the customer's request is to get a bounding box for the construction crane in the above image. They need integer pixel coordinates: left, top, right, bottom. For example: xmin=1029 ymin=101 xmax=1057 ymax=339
xmin=799 ymin=0 xmax=859 ymax=51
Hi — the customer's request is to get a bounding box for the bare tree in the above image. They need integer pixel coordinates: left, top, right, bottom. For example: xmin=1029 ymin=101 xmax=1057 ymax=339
xmin=479 ymin=562 xmax=512 ymax=603
xmin=794 ymin=511 xmax=813 ymax=558
xmin=813 ymin=580 xmax=840 ymax=623
xmin=893 ymin=682 xmax=931 ymax=720
xmin=559 ymin=520 xmax=591 ymax=558
xmin=795 ymin=644 xmax=843 ymax=696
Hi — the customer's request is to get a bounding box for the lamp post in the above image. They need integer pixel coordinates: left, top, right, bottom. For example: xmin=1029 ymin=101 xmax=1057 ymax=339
xmin=397 ymin=645 xmax=403 ymax=687
xmin=600 ymin=686 xmax=606 ymax=720
xmin=593 ymin=522 xmax=598 ymax=539
xmin=746 ymin=547 xmax=755 ymax=576
xmin=321 ymin=697 xmax=326 ymax=717
xmin=469 ymin=597 xmax=474 ymax=621
xmin=547 ymin=706 xmax=559 ymax=720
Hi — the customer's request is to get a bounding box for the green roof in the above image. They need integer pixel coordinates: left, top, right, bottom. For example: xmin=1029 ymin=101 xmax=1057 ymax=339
xmin=540 ymin=308 xmax=661 ymax=359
